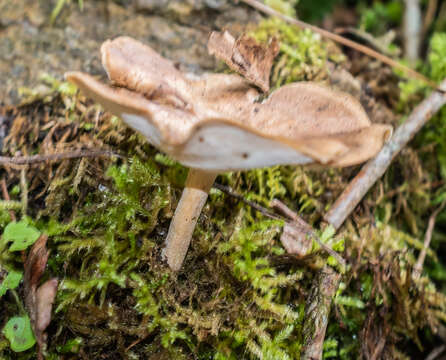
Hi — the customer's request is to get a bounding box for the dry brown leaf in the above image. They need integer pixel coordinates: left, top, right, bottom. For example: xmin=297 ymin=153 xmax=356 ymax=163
xmin=207 ymin=30 xmax=279 ymax=92
xmin=280 ymin=222 xmax=312 ymax=256
xmin=35 ymin=279 xmax=58 ymax=333
xmin=24 ymin=234 xmax=58 ymax=360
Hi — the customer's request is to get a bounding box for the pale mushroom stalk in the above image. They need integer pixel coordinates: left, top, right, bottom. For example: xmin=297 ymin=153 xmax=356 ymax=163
xmin=163 ymin=169 xmax=217 ymax=271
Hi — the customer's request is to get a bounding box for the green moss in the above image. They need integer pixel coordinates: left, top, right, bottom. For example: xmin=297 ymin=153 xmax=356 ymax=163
xmin=359 ymin=1 xmax=403 ymax=35
xmin=248 ymin=18 xmax=344 ymax=88
xmin=429 ymin=33 xmax=446 ymax=82
xmin=48 ymin=168 xmax=310 ymax=359
xmin=264 ymin=0 xmax=297 ymax=17
xmin=400 ymin=33 xmax=446 ymax=180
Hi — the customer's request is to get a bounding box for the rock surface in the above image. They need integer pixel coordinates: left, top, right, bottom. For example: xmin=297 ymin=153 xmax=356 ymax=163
xmin=0 ymin=0 xmax=260 ymax=105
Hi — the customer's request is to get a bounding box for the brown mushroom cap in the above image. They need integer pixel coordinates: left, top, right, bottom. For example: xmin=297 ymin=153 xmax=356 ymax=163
xmin=65 ymin=36 xmax=392 ymax=171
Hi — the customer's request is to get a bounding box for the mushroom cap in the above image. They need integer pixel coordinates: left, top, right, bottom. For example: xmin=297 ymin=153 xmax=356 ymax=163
xmin=65 ymin=36 xmax=392 ymax=171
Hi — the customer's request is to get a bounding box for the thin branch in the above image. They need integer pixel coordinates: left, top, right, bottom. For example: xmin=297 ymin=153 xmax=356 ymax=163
xmin=422 ymin=0 xmax=438 ymax=38
xmin=404 ymin=0 xmax=422 ymax=63
xmin=20 ymin=169 xmax=27 ymax=217
xmin=239 ymin=0 xmax=443 ymax=92
xmin=325 ymin=78 xmax=446 ymax=230
xmin=412 ymin=201 xmax=446 ymax=280
xmin=212 ymin=183 xmax=283 ymax=221
xmin=0 ymin=149 xmax=120 ymax=166
xmin=370 ymin=335 xmax=388 ymax=360
xmin=425 ymin=345 xmax=446 ymax=360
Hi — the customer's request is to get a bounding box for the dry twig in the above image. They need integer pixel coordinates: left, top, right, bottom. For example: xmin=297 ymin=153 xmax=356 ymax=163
xmin=412 ymin=201 xmax=446 ymax=280
xmin=0 ymin=149 xmax=119 ymax=167
xmin=422 ymin=0 xmax=438 ymax=38
xmin=213 ymin=183 xmax=282 ymax=221
xmin=325 ymin=79 xmax=446 ymax=230
xmin=425 ymin=345 xmax=446 ymax=360
xmin=404 ymin=0 xmax=422 ymax=63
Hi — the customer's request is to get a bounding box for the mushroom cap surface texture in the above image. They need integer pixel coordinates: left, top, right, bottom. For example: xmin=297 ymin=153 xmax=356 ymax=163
xmin=66 ymin=36 xmax=392 ymax=171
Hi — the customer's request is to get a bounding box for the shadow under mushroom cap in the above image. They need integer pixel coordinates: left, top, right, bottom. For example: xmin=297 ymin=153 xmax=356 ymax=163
xmin=65 ymin=36 xmax=392 ymax=171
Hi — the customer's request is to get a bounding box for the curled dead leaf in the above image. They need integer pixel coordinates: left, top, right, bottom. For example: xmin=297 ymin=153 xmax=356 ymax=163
xmin=207 ymin=30 xmax=279 ymax=92
xmin=24 ymin=234 xmax=58 ymax=359
xmin=280 ymin=222 xmax=312 ymax=256
xmin=35 ymin=279 xmax=58 ymax=333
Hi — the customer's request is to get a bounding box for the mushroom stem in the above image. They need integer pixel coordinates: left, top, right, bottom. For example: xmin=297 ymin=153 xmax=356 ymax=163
xmin=163 ymin=168 xmax=217 ymax=271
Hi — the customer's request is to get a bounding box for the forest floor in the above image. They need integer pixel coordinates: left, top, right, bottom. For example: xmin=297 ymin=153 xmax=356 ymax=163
xmin=1 ymin=1 xmax=446 ymax=359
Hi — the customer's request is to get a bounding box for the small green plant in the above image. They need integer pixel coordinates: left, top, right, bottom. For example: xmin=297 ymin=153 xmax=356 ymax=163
xmin=0 ymin=270 xmax=22 ymax=297
xmin=2 ymin=316 xmax=36 ymax=353
xmin=429 ymin=33 xmax=446 ymax=82
xmin=359 ymin=1 xmax=403 ymax=35
xmin=50 ymin=0 xmax=84 ymax=25
xmin=2 ymin=220 xmax=41 ymax=252
xmin=0 ymin=221 xmax=41 ymax=354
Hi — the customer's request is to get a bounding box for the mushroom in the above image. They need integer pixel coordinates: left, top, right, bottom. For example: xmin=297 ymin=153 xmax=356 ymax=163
xmin=65 ymin=36 xmax=392 ymax=271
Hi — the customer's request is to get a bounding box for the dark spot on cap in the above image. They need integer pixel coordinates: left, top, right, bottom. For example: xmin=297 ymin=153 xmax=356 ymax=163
xmin=199 ymin=137 xmax=204 ymax=142
xmin=317 ymin=103 xmax=329 ymax=112
xmin=242 ymin=153 xmax=249 ymax=159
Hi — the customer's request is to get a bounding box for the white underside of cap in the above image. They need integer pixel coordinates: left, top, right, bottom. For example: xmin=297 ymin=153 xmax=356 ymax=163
xmin=121 ymin=113 xmax=313 ymax=171
xmin=121 ymin=113 xmax=162 ymax=147
xmin=178 ymin=123 xmax=313 ymax=171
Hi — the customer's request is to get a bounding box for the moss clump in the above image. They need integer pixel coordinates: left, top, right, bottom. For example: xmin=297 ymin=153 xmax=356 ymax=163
xmin=45 ymin=158 xmax=313 ymax=359
xmin=248 ymin=18 xmax=345 ymax=87
xmin=264 ymin=0 xmax=297 ymax=17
